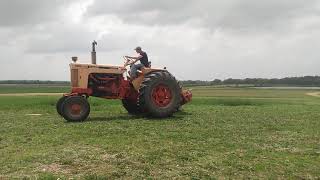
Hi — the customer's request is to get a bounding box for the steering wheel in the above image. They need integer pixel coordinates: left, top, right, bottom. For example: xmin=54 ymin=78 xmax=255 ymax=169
xmin=123 ymin=56 xmax=134 ymax=67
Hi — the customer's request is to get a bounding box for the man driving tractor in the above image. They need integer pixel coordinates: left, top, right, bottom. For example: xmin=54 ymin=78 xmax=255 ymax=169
xmin=125 ymin=46 xmax=149 ymax=79
xmin=56 ymin=41 xmax=192 ymax=121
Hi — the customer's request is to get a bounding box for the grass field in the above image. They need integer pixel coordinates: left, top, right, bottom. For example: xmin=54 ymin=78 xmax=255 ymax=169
xmin=0 ymin=84 xmax=70 ymax=94
xmin=0 ymin=85 xmax=320 ymax=179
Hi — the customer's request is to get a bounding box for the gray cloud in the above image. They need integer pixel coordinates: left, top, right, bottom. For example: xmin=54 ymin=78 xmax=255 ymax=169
xmin=0 ymin=0 xmax=320 ymax=80
xmin=87 ymin=0 xmax=320 ymax=31
xmin=0 ymin=0 xmax=74 ymax=26
xmin=25 ymin=23 xmax=97 ymax=54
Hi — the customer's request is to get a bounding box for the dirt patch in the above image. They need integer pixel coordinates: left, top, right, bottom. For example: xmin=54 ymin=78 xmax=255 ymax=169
xmin=0 ymin=93 xmax=62 ymax=97
xmin=39 ymin=163 xmax=71 ymax=174
xmin=102 ymin=153 xmax=117 ymax=161
xmin=306 ymin=92 xmax=320 ymax=97
xmin=25 ymin=114 xmax=42 ymax=116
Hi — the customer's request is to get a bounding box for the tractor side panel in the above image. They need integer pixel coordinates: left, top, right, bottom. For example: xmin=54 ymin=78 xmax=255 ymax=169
xmin=70 ymin=63 xmax=126 ymax=89
xmin=88 ymin=73 xmax=124 ymax=98
xmin=79 ymin=68 xmax=125 ymax=89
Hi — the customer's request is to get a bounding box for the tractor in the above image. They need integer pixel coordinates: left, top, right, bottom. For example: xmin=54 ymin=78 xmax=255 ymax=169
xmin=56 ymin=41 xmax=192 ymax=121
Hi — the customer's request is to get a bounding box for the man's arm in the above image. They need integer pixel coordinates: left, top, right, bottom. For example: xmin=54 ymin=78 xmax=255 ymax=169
xmin=125 ymin=55 xmax=143 ymax=64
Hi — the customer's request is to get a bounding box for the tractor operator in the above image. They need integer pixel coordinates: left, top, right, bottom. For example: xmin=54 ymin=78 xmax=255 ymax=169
xmin=125 ymin=46 xmax=149 ymax=79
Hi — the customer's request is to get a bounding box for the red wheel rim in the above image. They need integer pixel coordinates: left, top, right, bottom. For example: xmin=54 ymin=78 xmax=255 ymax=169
xmin=151 ymin=84 xmax=172 ymax=107
xmin=70 ymin=104 xmax=82 ymax=115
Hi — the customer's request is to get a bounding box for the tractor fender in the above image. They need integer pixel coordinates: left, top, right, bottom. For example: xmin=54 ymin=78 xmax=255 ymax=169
xmin=131 ymin=69 xmax=167 ymax=91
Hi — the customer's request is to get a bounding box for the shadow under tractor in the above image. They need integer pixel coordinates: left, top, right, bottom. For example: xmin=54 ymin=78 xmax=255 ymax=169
xmin=56 ymin=41 xmax=192 ymax=121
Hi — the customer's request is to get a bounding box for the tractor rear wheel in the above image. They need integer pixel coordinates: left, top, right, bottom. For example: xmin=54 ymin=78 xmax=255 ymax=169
xmin=138 ymin=71 xmax=181 ymax=118
xmin=61 ymin=96 xmax=90 ymax=122
xmin=56 ymin=96 xmax=67 ymax=116
xmin=122 ymin=99 xmax=141 ymax=115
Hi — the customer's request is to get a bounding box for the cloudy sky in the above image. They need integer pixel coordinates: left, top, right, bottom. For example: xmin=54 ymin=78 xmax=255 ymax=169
xmin=1 ymin=0 xmax=320 ymax=81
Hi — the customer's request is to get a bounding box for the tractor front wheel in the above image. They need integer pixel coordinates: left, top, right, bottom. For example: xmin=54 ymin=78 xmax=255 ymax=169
xmin=56 ymin=96 xmax=68 ymax=116
xmin=61 ymin=96 xmax=90 ymax=122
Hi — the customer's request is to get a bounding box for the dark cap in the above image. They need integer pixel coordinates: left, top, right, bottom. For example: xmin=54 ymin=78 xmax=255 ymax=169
xmin=134 ymin=46 xmax=142 ymax=51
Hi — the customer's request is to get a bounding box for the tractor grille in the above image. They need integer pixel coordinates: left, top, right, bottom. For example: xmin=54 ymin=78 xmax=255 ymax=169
xmin=71 ymin=69 xmax=79 ymax=87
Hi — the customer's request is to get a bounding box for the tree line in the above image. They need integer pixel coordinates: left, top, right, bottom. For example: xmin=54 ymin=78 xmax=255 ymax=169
xmin=1 ymin=76 xmax=320 ymax=86
xmin=180 ymin=76 xmax=320 ymax=87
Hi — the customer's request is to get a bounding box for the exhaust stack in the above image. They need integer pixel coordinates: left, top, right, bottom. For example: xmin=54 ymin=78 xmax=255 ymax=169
xmin=91 ymin=41 xmax=97 ymax=64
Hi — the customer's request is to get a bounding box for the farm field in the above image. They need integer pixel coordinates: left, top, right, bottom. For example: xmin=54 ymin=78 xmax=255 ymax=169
xmin=0 ymin=85 xmax=320 ymax=179
xmin=0 ymin=84 xmax=70 ymax=94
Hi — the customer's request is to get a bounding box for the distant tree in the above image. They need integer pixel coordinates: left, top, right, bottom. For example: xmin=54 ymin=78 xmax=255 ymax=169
xmin=2 ymin=76 xmax=320 ymax=86
xmin=211 ymin=79 xmax=222 ymax=85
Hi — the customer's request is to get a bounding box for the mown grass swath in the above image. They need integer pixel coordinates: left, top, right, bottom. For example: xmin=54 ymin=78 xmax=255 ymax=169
xmin=0 ymin=85 xmax=319 ymax=178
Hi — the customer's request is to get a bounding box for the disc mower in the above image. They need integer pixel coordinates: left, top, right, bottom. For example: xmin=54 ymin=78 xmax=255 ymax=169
xmin=56 ymin=41 xmax=192 ymax=121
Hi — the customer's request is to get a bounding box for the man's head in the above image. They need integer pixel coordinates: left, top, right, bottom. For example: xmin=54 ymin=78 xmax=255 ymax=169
xmin=135 ymin=46 xmax=142 ymax=53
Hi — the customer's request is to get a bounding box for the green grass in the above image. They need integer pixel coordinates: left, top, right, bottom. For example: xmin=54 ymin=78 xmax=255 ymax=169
xmin=0 ymin=84 xmax=70 ymax=94
xmin=0 ymin=86 xmax=320 ymax=178
xmin=191 ymin=86 xmax=317 ymax=98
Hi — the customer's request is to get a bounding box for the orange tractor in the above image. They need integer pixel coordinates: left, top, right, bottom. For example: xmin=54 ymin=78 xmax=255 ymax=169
xmin=56 ymin=41 xmax=192 ymax=121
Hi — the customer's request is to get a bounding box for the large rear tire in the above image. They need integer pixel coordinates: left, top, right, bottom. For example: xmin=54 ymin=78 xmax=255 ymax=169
xmin=122 ymin=99 xmax=141 ymax=115
xmin=56 ymin=96 xmax=67 ymax=116
xmin=138 ymin=71 xmax=181 ymax=118
xmin=61 ymin=96 xmax=90 ymax=122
